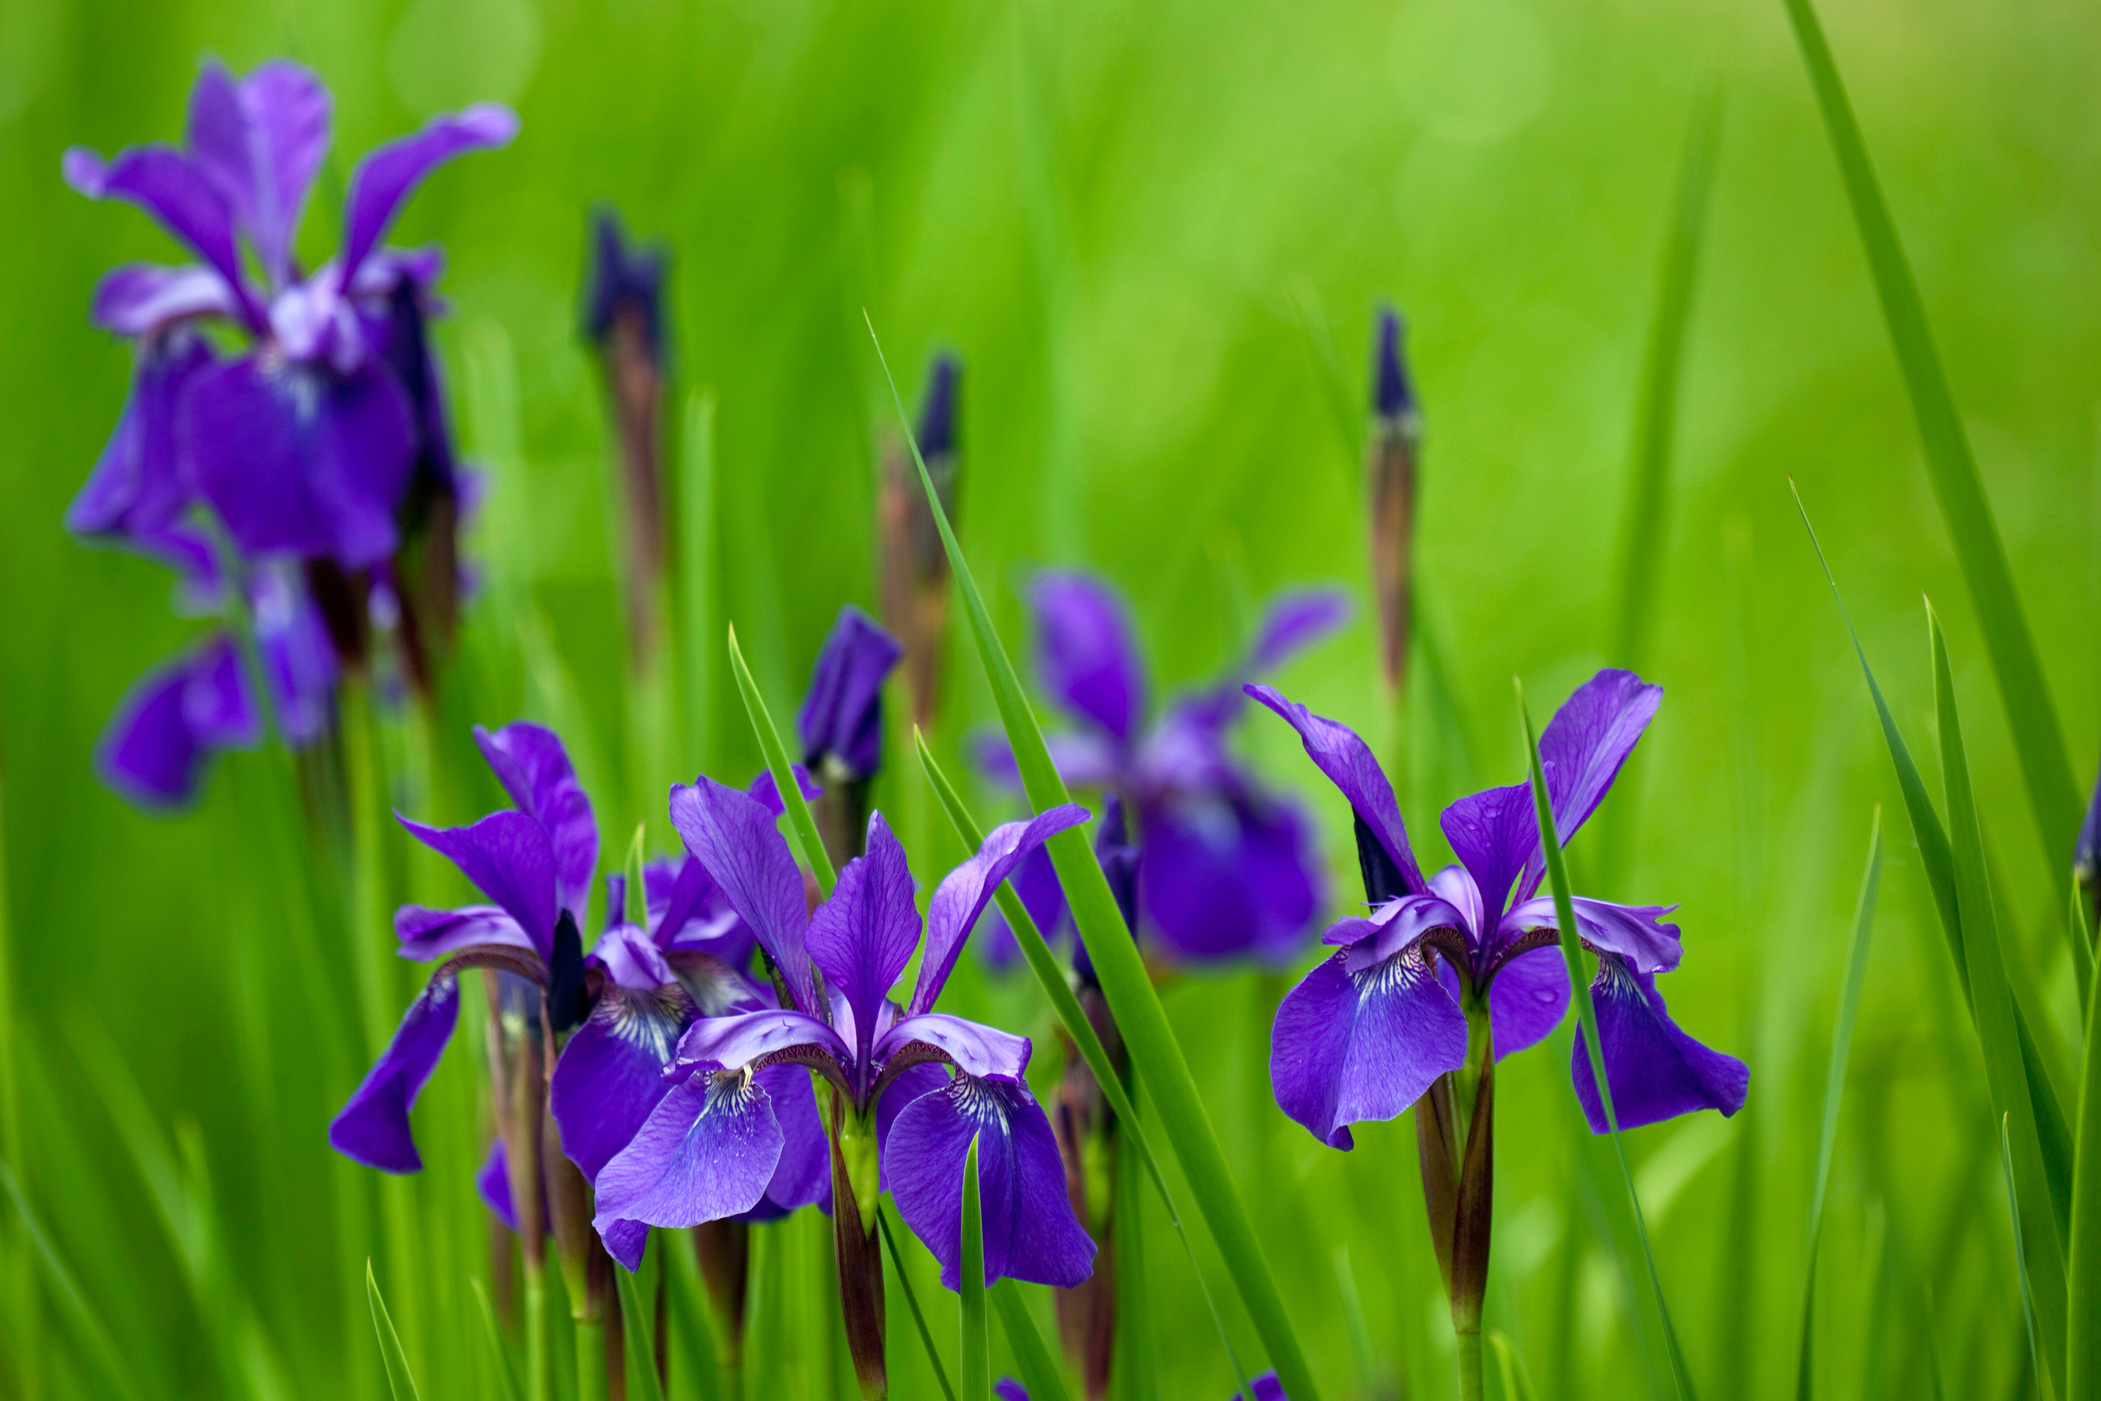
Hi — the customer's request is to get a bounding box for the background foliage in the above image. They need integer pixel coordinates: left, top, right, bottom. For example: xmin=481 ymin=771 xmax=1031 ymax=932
xmin=1 ymin=0 xmax=2096 ymax=1395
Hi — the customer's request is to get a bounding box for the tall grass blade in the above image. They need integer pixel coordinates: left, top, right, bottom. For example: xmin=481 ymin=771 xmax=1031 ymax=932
xmin=366 ymin=1261 xmax=421 ymax=1401
xmin=679 ymin=391 xmax=720 ymax=778
xmin=1490 ymin=1331 xmax=1540 ymax=1401
xmin=1929 ymin=605 xmax=2067 ymax=1391
xmin=1521 ymin=681 xmax=1698 ymax=1401
xmin=878 ymin=1206 xmax=957 ymax=1401
xmin=2069 ymin=866 xmax=2101 ymax=1397
xmin=472 ymin=1278 xmax=526 ymax=1401
xmin=1334 ymin=1246 xmax=1380 ymax=1394
xmin=0 ymin=1158 xmax=145 ymax=1401
xmin=961 ymin=1135 xmax=990 ymax=1401
xmin=727 ymin=625 xmax=836 ymax=894
xmin=2003 ymin=1116 xmax=2047 ymax=1397
xmin=1610 ymin=88 xmax=1722 ymax=671
xmin=662 ymin=1232 xmax=726 ymax=1401
xmin=2075 ymin=884 xmax=2096 ymax=1025
xmin=613 ymin=1262 xmax=667 ymax=1401
xmin=1796 ymin=808 xmax=1883 ymax=1401
xmin=1284 ymin=278 xmax=1366 ymax=495
xmin=991 ymin=1280 xmax=1071 ymax=1401
xmin=1780 ymin=0 xmax=2081 ymax=876
xmin=867 ymin=312 xmax=1321 ymax=1401
xmin=0 ymin=767 xmax=26 ymax=1401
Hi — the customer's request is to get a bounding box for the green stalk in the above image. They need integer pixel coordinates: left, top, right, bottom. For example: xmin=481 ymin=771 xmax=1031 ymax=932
xmin=991 ymin=1280 xmax=1071 ymax=1401
xmin=471 ymin=1278 xmax=526 ymax=1401
xmin=2070 ymin=880 xmax=2101 ymax=1397
xmin=868 ymin=316 xmax=1319 ymax=1401
xmin=1796 ymin=810 xmax=1884 ymax=1400
xmin=877 ymin=1208 xmax=956 ymax=1401
xmin=729 ymin=627 xmax=837 ymax=895
xmin=0 ymin=764 xmax=29 ymax=1401
xmin=960 ymin=1136 xmax=989 ymax=1401
xmin=574 ymin=1318 xmax=610 ymax=1401
xmin=0 ymin=1160 xmax=143 ymax=1401
xmin=615 ymin=1266 xmax=668 ymax=1401
xmin=1780 ymin=0 xmax=2081 ymax=879
xmin=1520 ymin=682 xmax=1697 ymax=1401
xmin=1457 ymin=1334 xmax=1484 ymax=1401
xmin=367 ymin=1261 xmax=422 ymax=1401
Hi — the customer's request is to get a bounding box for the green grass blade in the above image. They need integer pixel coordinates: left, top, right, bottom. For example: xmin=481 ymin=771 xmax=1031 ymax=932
xmin=2071 ymin=877 xmax=2101 ymax=1398
xmin=680 ymin=391 xmax=720 ymax=779
xmin=1780 ymin=0 xmax=2081 ymax=878
xmin=990 ymin=1280 xmax=1071 ymax=1401
xmin=1521 ymin=681 xmax=1698 ymax=1401
xmin=1611 ymin=88 xmax=1722 ymax=671
xmin=1929 ymin=605 xmax=2067 ymax=1392
xmin=1334 ymin=1247 xmax=1379 ymax=1395
xmin=916 ymin=732 xmax=1255 ymax=1391
xmin=1490 ymin=1331 xmax=1540 ymax=1401
xmin=2075 ymin=884 xmax=2097 ymax=1025
xmin=471 ymin=1278 xmax=526 ymax=1401
xmin=1796 ymin=808 xmax=1883 ymax=1401
xmin=613 ymin=1260 xmax=667 ymax=1401
xmin=2002 ymin=1116 xmax=2047 ymax=1396
xmin=0 ymin=1158 xmax=145 ymax=1401
xmin=662 ymin=1232 xmax=725 ymax=1401
xmin=727 ymin=625 xmax=837 ymax=895
xmin=961 ymin=1135 xmax=990 ymax=1401
xmin=366 ymin=1261 xmax=421 ymax=1401
xmin=0 ymin=770 xmax=25 ymax=1401
xmin=878 ymin=1206 xmax=957 ymax=1401
xmin=1283 ymin=278 xmax=1366 ymax=494
xmin=867 ymin=312 xmax=1320 ymax=1401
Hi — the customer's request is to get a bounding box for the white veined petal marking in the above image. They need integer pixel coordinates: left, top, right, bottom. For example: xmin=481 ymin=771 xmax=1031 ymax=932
xmin=606 ymin=987 xmax=687 ymax=1062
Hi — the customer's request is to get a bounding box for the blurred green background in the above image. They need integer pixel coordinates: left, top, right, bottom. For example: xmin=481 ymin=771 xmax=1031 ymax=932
xmin=2 ymin=0 xmax=2097 ymax=1395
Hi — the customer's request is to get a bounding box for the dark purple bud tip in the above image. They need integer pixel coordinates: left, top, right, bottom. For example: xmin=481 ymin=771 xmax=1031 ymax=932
xmin=584 ymin=205 xmax=669 ymax=364
xmin=916 ymin=352 xmax=961 ymax=460
xmin=1372 ymin=303 xmax=1417 ymax=421
xmin=2076 ymin=760 xmax=2101 ymax=892
xmin=546 ymin=910 xmax=590 ymax=1034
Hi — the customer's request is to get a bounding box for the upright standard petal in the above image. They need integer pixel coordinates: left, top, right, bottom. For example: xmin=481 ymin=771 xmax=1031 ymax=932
xmin=1242 ymin=589 xmax=1350 ymax=676
xmin=1438 ymin=782 xmax=1538 ymax=923
xmin=1138 ymin=795 xmax=1321 ymax=967
xmin=592 ymin=1068 xmax=788 ymax=1243
xmin=1244 ymin=684 xmax=1425 ymax=895
xmin=398 ymin=810 xmax=558 ymax=958
xmin=1572 ymin=958 xmax=1748 ymax=1133
xmin=746 ymin=762 xmax=824 ymax=818
xmin=1269 ymin=945 xmax=1466 ymax=1150
xmin=670 ymin=777 xmax=821 ymax=1015
xmin=63 ymin=145 xmax=262 ymax=328
xmin=329 ymin=970 xmax=463 ymax=1172
xmin=796 ymin=606 xmax=902 ymax=777
xmin=911 ymin=805 xmax=1089 ymax=1014
xmin=976 ymin=842 xmax=1071 ymax=971
xmin=186 ymin=59 xmax=332 ymax=287
xmin=551 ymin=981 xmax=696 ymax=1183
xmin=475 ymin=721 xmax=599 ymax=917
xmin=1030 ymin=572 xmax=1146 ymax=744
xmin=341 ymin=105 xmax=519 ymax=282
xmin=884 ymin=1074 xmax=1096 ymax=1290
xmin=1518 ymin=669 xmax=1662 ymax=896
xmin=806 ymin=814 xmax=920 ymax=1074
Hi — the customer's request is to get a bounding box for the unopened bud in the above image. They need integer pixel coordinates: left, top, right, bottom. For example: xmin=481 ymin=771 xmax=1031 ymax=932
xmin=1367 ymin=305 xmax=1420 ymax=695
xmin=880 ymin=353 xmax=962 ymax=725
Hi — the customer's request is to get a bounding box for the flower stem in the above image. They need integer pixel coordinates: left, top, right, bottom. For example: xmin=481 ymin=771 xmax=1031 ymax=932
xmin=574 ymin=1318 xmax=610 ymax=1401
xmin=523 ymin=1263 xmax=551 ymax=1401
xmin=1455 ymin=1327 xmax=1484 ymax=1401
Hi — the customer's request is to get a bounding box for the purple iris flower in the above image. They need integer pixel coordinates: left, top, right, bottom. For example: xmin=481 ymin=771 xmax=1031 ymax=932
xmin=979 ymin=572 xmax=1346 ymax=967
xmin=593 ymin=775 xmax=1097 ymax=1288
xmin=94 ymin=561 xmax=338 ymax=809
xmin=1249 ymin=669 xmax=1747 ymax=1143
xmin=799 ymin=604 xmax=903 ymax=783
xmin=328 ymin=722 xmax=822 ymax=1260
xmin=63 ymin=57 xmax=515 ymax=573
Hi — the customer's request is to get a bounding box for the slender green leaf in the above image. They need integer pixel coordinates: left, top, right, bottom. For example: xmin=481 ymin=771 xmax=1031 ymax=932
xmin=613 ymin=1262 xmax=667 ymax=1401
xmin=727 ymin=625 xmax=837 ymax=894
xmin=1334 ymin=1247 xmax=1379 ymax=1395
xmin=1283 ymin=278 xmax=1365 ymax=495
xmin=1489 ymin=1331 xmax=1540 ymax=1401
xmin=1611 ymin=88 xmax=1722 ymax=671
xmin=991 ymin=1280 xmax=1071 ymax=1401
xmin=366 ymin=1261 xmax=421 ymax=1401
xmin=868 ymin=312 xmax=1320 ymax=1401
xmin=961 ymin=1135 xmax=990 ymax=1401
xmin=2076 ymin=868 xmax=2098 ymax=1026
xmin=0 ymin=1158 xmax=145 ymax=1401
xmin=0 ymin=769 xmax=24 ymax=1401
xmin=679 ymin=390 xmax=719 ymax=777
xmin=1929 ymin=605 xmax=2067 ymax=1392
xmin=1796 ymin=809 xmax=1883 ymax=1401
xmin=1780 ymin=0 xmax=2081 ymax=878
xmin=471 ymin=1278 xmax=526 ymax=1401
xmin=2002 ymin=1116 xmax=2047 ymax=1396
xmin=877 ymin=1206 xmax=957 ymax=1401
xmin=1520 ymin=681 xmax=1698 ymax=1401
xmin=661 ymin=1232 xmax=725 ymax=1401
xmin=2070 ymin=859 xmax=2101 ymax=1397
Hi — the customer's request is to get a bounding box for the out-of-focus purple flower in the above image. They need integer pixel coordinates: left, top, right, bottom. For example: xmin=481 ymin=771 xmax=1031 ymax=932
xmin=583 ymin=207 xmax=671 ymax=665
xmin=797 ymin=605 xmax=903 ymax=868
xmin=328 ymin=723 xmax=813 ymax=1267
xmin=2076 ymin=759 xmax=2101 ymax=927
xmin=93 ymin=562 xmax=339 ymax=809
xmin=63 ymin=57 xmax=513 ymax=572
xmin=1368 ymin=304 xmax=1420 ymax=694
xmin=1248 ymin=669 xmax=1746 ymax=1147
xmin=977 ymin=572 xmax=1346 ymax=968
xmin=880 ymin=352 xmax=962 ymax=725
xmin=596 ymin=778 xmax=1095 ymax=1293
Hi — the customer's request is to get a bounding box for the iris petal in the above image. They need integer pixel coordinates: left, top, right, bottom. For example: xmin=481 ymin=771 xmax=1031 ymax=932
xmin=1572 ymin=957 xmax=1748 ymax=1133
xmin=1270 ymin=945 xmax=1467 ymax=1150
